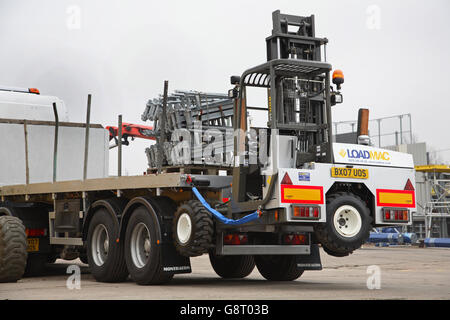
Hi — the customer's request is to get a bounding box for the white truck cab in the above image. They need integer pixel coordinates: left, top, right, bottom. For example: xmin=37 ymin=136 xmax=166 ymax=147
xmin=0 ymin=86 xmax=69 ymax=122
xmin=0 ymin=86 xmax=109 ymax=186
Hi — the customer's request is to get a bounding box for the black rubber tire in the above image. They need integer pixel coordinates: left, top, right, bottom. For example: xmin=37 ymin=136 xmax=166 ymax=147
xmin=209 ymin=252 xmax=255 ymax=279
xmin=79 ymin=252 xmax=88 ymax=265
xmin=254 ymin=255 xmax=304 ymax=281
xmin=24 ymin=254 xmax=47 ymax=277
xmin=47 ymin=255 xmax=58 ymax=264
xmin=321 ymin=245 xmax=350 ymax=257
xmin=0 ymin=216 xmax=28 ymax=283
xmin=172 ymin=200 xmax=214 ymax=257
xmin=314 ymin=192 xmax=372 ymax=257
xmin=124 ymin=205 xmax=173 ymax=285
xmin=86 ymin=208 xmax=128 ymax=282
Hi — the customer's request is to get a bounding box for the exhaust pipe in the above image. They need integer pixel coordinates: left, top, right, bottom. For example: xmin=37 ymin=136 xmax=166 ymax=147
xmin=357 ymin=108 xmax=370 ymax=145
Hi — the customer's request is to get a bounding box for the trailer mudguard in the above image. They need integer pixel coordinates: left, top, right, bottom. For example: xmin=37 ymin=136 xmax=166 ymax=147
xmin=120 ymin=196 xmax=191 ymax=275
xmin=296 ymin=244 xmax=322 ymax=270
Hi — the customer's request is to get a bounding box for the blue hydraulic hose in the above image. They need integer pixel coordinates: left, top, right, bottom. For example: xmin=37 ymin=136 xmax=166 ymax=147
xmin=191 ymin=187 xmax=260 ymax=225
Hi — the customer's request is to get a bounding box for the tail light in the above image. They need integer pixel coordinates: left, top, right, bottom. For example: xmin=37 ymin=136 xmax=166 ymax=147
xmin=26 ymin=228 xmax=46 ymax=237
xmin=292 ymin=205 xmax=320 ymax=220
xmin=313 ymin=207 xmax=319 ymax=217
xmin=281 ymin=172 xmax=293 ymax=185
xmin=283 ymin=234 xmax=308 ymax=245
xmin=404 ymin=179 xmax=415 ymax=191
xmin=224 ymin=233 xmax=248 ymax=245
xmin=383 ymin=208 xmax=409 ymax=222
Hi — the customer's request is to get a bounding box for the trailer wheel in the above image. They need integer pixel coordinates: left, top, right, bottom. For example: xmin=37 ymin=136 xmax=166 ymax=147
xmin=254 ymin=255 xmax=304 ymax=281
xmin=314 ymin=192 xmax=372 ymax=257
xmin=124 ymin=205 xmax=173 ymax=285
xmin=86 ymin=208 xmax=128 ymax=282
xmin=0 ymin=216 xmax=28 ymax=283
xmin=209 ymin=251 xmax=255 ymax=279
xmin=172 ymin=200 xmax=214 ymax=257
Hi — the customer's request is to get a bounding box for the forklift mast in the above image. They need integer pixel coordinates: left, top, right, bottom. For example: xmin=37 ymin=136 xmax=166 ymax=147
xmin=231 ymin=10 xmax=335 ymax=205
xmin=266 ymin=11 xmax=322 ymax=61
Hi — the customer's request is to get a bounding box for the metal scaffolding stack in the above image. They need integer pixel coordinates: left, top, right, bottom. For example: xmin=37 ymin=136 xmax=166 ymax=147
xmin=141 ymin=90 xmax=235 ymax=169
xmin=413 ymin=165 xmax=450 ymax=239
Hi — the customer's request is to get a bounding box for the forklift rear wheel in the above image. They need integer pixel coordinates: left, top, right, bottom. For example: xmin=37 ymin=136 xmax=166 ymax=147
xmin=321 ymin=245 xmax=350 ymax=257
xmin=172 ymin=200 xmax=214 ymax=257
xmin=0 ymin=216 xmax=27 ymax=283
xmin=254 ymin=255 xmax=304 ymax=281
xmin=209 ymin=251 xmax=255 ymax=279
xmin=314 ymin=192 xmax=372 ymax=257
xmin=124 ymin=205 xmax=173 ymax=285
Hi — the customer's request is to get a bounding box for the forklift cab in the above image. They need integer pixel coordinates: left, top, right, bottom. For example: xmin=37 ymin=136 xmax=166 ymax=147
xmin=230 ymin=11 xmax=338 ymax=207
xmin=231 ymin=59 xmax=334 ymax=204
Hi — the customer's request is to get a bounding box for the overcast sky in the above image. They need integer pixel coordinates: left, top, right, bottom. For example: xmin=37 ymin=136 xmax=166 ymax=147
xmin=1 ymin=0 xmax=449 ymax=174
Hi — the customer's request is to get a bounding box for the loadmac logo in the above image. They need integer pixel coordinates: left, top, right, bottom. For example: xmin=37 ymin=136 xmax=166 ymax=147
xmin=339 ymin=149 xmax=390 ymax=161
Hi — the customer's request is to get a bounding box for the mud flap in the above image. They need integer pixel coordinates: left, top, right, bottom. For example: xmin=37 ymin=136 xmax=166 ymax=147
xmin=160 ymin=242 xmax=192 ymax=274
xmin=296 ymin=244 xmax=322 ymax=270
xmin=158 ymin=213 xmax=192 ymax=275
xmin=144 ymin=197 xmax=192 ymax=275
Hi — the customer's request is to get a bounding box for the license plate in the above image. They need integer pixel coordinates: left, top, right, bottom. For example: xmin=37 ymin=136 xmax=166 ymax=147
xmin=331 ymin=167 xmax=369 ymax=179
xmin=27 ymin=238 xmax=39 ymax=252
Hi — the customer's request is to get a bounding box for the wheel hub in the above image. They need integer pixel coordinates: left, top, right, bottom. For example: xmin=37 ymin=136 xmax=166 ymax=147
xmin=177 ymin=213 xmax=192 ymax=244
xmin=144 ymin=238 xmax=151 ymax=255
xmin=130 ymin=222 xmax=151 ymax=269
xmin=333 ymin=205 xmax=362 ymax=238
xmin=103 ymin=239 xmax=109 ymax=253
xmin=91 ymin=224 xmax=109 ymax=266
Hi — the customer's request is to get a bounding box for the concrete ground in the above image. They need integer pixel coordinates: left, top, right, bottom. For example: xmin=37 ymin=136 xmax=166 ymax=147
xmin=0 ymin=246 xmax=449 ymax=300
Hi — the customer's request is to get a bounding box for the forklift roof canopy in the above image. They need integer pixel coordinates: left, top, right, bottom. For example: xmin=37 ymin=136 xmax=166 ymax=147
xmin=240 ymin=58 xmax=332 ymax=88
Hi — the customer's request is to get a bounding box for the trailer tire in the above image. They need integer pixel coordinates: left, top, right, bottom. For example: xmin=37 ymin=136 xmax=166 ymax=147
xmin=172 ymin=200 xmax=214 ymax=257
xmin=124 ymin=205 xmax=173 ymax=285
xmin=254 ymin=255 xmax=304 ymax=281
xmin=47 ymin=254 xmax=58 ymax=264
xmin=314 ymin=192 xmax=372 ymax=257
xmin=79 ymin=252 xmax=88 ymax=265
xmin=0 ymin=216 xmax=28 ymax=283
xmin=86 ymin=208 xmax=128 ymax=282
xmin=209 ymin=252 xmax=255 ymax=279
xmin=24 ymin=254 xmax=47 ymax=277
